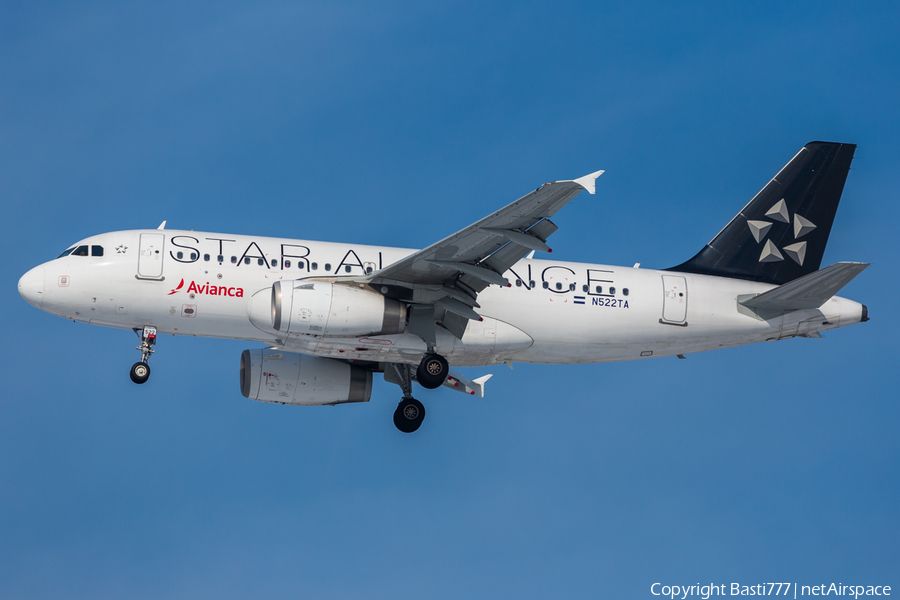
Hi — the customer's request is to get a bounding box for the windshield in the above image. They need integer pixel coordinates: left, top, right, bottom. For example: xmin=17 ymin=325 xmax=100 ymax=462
xmin=57 ymin=244 xmax=103 ymax=258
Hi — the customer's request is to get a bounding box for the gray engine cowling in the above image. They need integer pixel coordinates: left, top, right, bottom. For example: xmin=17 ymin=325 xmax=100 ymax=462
xmin=240 ymin=349 xmax=372 ymax=405
xmin=249 ymin=280 xmax=406 ymax=337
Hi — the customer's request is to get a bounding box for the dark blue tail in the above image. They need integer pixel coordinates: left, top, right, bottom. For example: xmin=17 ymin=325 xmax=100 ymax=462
xmin=669 ymin=141 xmax=856 ymax=285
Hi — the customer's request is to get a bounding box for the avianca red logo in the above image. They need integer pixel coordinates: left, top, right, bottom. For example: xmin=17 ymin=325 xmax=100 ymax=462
xmin=168 ymin=278 xmax=244 ymax=298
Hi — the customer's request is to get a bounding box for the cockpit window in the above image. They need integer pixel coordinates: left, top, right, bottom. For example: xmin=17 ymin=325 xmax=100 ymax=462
xmin=72 ymin=246 xmax=89 ymax=256
xmin=91 ymin=245 xmax=103 ymax=257
xmin=57 ymin=247 xmax=75 ymax=258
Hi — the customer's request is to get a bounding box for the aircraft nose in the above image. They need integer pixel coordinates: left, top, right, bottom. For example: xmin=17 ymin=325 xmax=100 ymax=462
xmin=18 ymin=266 xmax=45 ymax=309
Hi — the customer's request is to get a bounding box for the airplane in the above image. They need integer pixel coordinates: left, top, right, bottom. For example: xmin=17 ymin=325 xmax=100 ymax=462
xmin=17 ymin=141 xmax=869 ymax=433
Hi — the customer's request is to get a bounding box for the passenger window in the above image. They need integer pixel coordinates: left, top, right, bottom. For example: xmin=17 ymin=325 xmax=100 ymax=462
xmin=204 ymin=254 xmax=210 ymax=262
xmin=516 ymin=280 xmax=522 ymax=287
xmin=257 ymin=258 xmax=264 ymax=266
xmin=366 ymin=266 xmax=373 ymax=274
xmin=190 ymin=252 xmax=198 ymax=261
xmin=555 ymin=282 xmax=562 ymax=290
xmin=569 ymin=283 xmax=576 ymax=291
xmin=542 ymin=281 xmax=549 ymax=289
xmin=231 ymin=256 xmax=237 ymax=264
xmin=298 ymin=261 xmax=305 ymax=270
xmin=530 ymin=281 xmax=536 ymax=289
xmin=609 ymin=287 xmax=616 ymax=295
xmin=596 ymin=286 xmax=602 ymax=294
xmin=271 ymin=259 xmax=278 ymax=267
xmin=217 ymin=255 xmax=224 ymax=263
xmin=582 ymin=285 xmax=588 ymax=292
xmin=325 ymin=263 xmax=332 ymax=271
xmin=311 ymin=262 xmax=318 ymax=270
xmin=57 ymin=247 xmax=75 ymax=258
xmin=284 ymin=260 xmax=291 ymax=268
xmin=91 ymin=245 xmax=103 ymax=256
xmin=623 ymin=288 xmax=629 ymax=296
xmin=176 ymin=251 xmax=184 ymax=259
xmin=72 ymin=246 xmax=89 ymax=256
xmin=345 ymin=265 xmax=352 ymax=273
xmin=244 ymin=257 xmax=251 ymax=265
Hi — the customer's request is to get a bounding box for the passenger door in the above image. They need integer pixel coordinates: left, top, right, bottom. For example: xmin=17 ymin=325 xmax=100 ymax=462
xmin=661 ymin=275 xmax=688 ymax=325
xmin=137 ymin=233 xmax=165 ymax=279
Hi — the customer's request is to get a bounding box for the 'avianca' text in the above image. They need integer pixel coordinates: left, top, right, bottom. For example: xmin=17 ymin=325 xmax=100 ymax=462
xmin=169 ymin=278 xmax=245 ymax=297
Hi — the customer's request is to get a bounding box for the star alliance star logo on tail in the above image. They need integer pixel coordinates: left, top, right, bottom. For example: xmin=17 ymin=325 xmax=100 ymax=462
xmin=747 ymin=198 xmax=816 ymax=265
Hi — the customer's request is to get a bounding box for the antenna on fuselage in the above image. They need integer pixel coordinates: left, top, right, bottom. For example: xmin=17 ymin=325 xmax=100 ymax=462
xmin=157 ymin=221 xmax=167 ymax=230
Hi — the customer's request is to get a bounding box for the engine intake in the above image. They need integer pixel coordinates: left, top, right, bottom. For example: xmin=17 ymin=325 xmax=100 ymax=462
xmin=268 ymin=280 xmax=406 ymax=337
xmin=240 ymin=349 xmax=372 ymax=405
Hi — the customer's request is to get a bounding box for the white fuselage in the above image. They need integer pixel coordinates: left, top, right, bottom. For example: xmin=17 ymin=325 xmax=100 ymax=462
xmin=19 ymin=229 xmax=867 ymax=366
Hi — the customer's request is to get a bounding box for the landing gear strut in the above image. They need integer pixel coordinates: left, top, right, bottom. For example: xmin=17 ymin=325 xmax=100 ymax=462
xmin=390 ymin=363 xmax=426 ymax=433
xmin=130 ymin=326 xmax=156 ymax=384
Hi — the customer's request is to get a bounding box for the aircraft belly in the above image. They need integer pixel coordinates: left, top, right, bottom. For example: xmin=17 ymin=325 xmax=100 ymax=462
xmin=294 ymin=316 xmax=533 ymax=367
xmin=447 ymin=316 xmax=534 ymax=366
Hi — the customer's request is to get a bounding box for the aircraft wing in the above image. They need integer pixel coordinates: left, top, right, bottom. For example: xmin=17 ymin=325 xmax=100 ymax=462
xmin=362 ymin=169 xmax=603 ymax=342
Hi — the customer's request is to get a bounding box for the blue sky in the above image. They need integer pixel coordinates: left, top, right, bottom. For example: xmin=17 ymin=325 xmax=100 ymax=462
xmin=1 ymin=2 xmax=897 ymax=598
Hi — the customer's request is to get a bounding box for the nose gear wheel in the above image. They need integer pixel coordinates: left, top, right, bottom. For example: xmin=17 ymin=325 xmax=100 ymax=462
xmin=130 ymin=361 xmax=150 ymax=384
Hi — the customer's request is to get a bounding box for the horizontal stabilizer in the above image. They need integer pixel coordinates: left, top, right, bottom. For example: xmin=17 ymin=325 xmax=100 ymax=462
xmin=740 ymin=262 xmax=869 ymax=311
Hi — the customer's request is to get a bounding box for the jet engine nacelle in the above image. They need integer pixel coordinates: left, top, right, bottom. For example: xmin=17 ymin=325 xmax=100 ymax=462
xmin=240 ymin=349 xmax=372 ymax=405
xmin=268 ymin=280 xmax=406 ymax=337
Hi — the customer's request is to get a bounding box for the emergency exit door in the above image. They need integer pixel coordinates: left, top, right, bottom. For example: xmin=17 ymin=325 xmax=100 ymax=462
xmin=661 ymin=275 xmax=688 ymax=324
xmin=138 ymin=233 xmax=165 ymax=279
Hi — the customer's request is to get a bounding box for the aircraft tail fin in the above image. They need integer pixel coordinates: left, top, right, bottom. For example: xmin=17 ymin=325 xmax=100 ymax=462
xmin=739 ymin=261 xmax=869 ymax=312
xmin=668 ymin=141 xmax=856 ymax=285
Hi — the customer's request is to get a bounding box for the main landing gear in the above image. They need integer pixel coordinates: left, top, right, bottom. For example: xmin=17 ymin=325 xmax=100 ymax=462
xmin=390 ymin=363 xmax=425 ymax=433
xmin=130 ymin=326 xmax=157 ymax=384
xmin=388 ymin=352 xmax=450 ymax=433
xmin=416 ymin=353 xmax=449 ymax=389
xmin=394 ymin=397 xmax=426 ymax=434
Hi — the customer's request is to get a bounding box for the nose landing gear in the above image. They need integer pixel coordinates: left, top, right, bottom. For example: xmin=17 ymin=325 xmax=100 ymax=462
xmin=130 ymin=326 xmax=156 ymax=384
